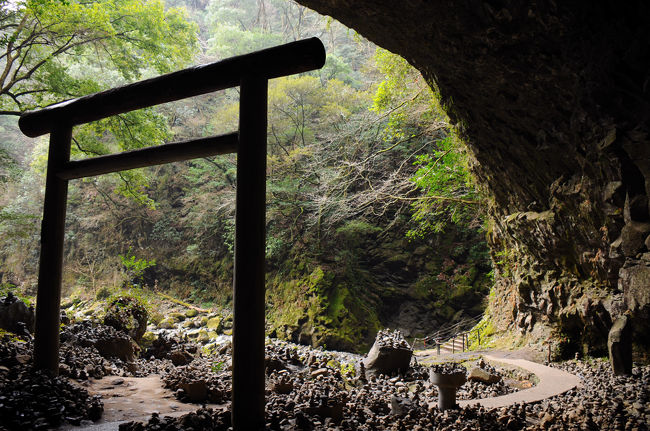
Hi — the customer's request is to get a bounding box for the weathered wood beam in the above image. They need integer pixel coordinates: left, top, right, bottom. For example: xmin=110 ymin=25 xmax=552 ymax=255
xmin=19 ymin=38 xmax=325 ymax=138
xmin=33 ymin=126 xmax=71 ymax=374
xmin=232 ymin=76 xmax=268 ymax=430
xmin=57 ymin=133 xmax=238 ymax=180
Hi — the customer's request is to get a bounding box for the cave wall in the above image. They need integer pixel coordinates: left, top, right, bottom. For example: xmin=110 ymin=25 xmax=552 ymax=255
xmin=295 ymin=0 xmax=650 ymax=356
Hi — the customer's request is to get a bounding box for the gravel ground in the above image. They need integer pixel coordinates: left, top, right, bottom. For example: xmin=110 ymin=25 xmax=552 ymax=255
xmin=2 ymin=321 xmax=647 ymax=431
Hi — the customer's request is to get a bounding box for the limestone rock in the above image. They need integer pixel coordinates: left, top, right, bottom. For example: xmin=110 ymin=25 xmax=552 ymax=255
xmin=608 ymin=315 xmax=632 ymax=376
xmin=206 ymin=316 xmax=222 ymax=332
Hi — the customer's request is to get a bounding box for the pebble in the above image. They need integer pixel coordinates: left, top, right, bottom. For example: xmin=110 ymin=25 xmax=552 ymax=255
xmin=3 ymin=316 xmax=648 ymax=431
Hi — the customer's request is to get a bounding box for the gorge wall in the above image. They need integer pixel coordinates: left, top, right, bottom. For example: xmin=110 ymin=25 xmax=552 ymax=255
xmin=295 ymin=0 xmax=650 ymax=357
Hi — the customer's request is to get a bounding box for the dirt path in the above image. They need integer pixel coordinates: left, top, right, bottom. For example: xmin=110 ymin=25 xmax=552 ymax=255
xmin=60 ymin=375 xmax=224 ymax=430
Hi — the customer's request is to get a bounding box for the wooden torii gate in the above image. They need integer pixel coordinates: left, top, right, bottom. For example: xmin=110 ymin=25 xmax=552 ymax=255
xmin=18 ymin=38 xmax=326 ymax=430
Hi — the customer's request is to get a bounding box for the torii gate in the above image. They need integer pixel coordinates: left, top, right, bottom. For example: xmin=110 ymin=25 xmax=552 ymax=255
xmin=18 ymin=38 xmax=326 ymax=430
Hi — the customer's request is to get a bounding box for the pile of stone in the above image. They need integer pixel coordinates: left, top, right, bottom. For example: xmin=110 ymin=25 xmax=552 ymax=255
xmin=62 ymin=321 xmax=138 ymax=363
xmin=144 ymin=333 xmax=199 ymax=366
xmin=119 ymin=408 xmax=231 ymax=431
xmin=528 ymin=360 xmax=649 ymax=430
xmin=429 ymin=362 xmax=466 ymax=375
xmin=0 ymin=335 xmax=103 ymax=429
xmin=115 ymin=358 xmax=650 ymax=430
xmin=162 ymin=357 xmax=231 ymax=403
xmin=457 ymin=359 xmax=519 ymax=400
xmin=59 ymin=341 xmax=115 ymax=379
xmin=363 ymin=329 xmax=412 ymax=377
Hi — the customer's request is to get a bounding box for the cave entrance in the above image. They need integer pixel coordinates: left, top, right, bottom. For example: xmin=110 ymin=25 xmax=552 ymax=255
xmin=18 ymin=38 xmax=326 ymax=430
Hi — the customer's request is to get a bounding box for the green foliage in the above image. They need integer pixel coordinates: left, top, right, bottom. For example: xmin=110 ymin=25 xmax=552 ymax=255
xmin=407 ymin=135 xmax=480 ymax=237
xmin=0 ymin=0 xmax=492 ymax=352
xmin=1 ymin=0 xmax=198 ymax=113
xmin=1 ymin=0 xmax=198 ymax=205
xmin=467 ymin=315 xmax=496 ymax=350
xmin=96 ymin=286 xmax=112 ymax=300
xmin=119 ymin=247 xmax=156 ymax=286
xmin=335 ymin=220 xmax=381 ymax=249
xmin=371 ymin=48 xmax=483 ymax=237
xmin=0 ymin=282 xmax=33 ymax=306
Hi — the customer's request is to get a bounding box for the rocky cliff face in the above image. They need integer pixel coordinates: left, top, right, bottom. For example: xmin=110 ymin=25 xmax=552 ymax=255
xmin=296 ymin=0 xmax=650 ymax=357
xmin=265 ymin=223 xmax=491 ymax=352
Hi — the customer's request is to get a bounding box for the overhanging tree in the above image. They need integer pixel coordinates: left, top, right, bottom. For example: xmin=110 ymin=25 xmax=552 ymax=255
xmin=1 ymin=0 xmax=197 ymax=115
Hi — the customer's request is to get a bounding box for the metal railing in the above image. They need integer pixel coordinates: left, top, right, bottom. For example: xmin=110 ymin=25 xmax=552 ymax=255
xmin=412 ymin=313 xmax=484 ymax=354
xmin=19 ymin=38 xmax=326 ymax=431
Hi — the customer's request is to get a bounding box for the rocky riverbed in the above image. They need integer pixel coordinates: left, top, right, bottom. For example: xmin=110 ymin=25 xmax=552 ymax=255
xmin=0 ymin=300 xmax=648 ymax=430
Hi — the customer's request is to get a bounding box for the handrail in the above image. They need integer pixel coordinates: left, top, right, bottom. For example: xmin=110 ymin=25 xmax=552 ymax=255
xmin=19 ymin=37 xmax=325 ymax=137
xmin=413 ymin=313 xmax=484 ymax=351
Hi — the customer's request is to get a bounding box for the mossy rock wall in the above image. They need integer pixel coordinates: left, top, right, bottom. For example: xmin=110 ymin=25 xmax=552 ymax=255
xmin=265 ymin=221 xmax=491 ymax=352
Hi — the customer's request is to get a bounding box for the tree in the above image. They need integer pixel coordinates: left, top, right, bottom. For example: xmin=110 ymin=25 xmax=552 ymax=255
xmin=1 ymin=0 xmax=199 ymax=206
xmin=371 ymin=48 xmax=482 ymax=237
xmin=0 ymin=0 xmax=198 ymax=115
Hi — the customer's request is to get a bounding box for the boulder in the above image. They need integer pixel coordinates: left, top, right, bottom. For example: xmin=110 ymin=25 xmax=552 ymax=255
xmin=619 ymin=222 xmax=650 ymax=257
xmin=104 ymin=296 xmax=148 ymax=342
xmin=94 ymin=336 xmax=135 ymax=363
xmin=159 ymin=317 xmax=176 ymax=329
xmin=180 ymin=380 xmax=208 ymax=402
xmin=467 ymin=367 xmax=501 ymax=384
xmin=170 ymin=349 xmax=193 ymax=366
xmin=620 ymin=262 xmax=650 ymax=314
xmin=363 ymin=329 xmax=412 ymax=376
xmin=390 ymin=395 xmax=416 ymax=416
xmin=169 ymin=312 xmax=185 ymax=321
xmin=206 ymin=316 xmax=222 ymax=332
xmin=608 ymin=314 xmax=632 ymax=376
xmin=64 ymin=321 xmax=136 ymax=362
xmin=0 ymin=293 xmax=34 ymax=335
xmin=196 ymin=329 xmax=210 ymax=343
